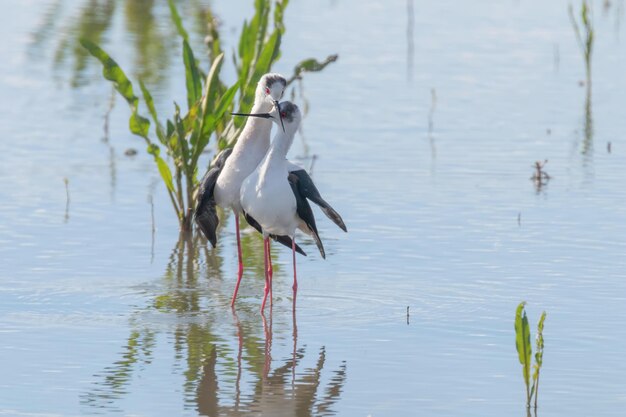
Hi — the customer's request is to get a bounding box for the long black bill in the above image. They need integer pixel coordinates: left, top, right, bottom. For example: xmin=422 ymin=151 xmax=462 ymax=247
xmin=274 ymin=100 xmax=285 ymax=133
xmin=230 ymin=112 xmax=272 ymax=119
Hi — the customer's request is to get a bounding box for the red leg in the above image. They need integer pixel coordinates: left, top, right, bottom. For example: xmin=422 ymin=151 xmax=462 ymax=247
xmin=230 ymin=215 xmax=244 ymax=307
xmin=268 ymin=240 xmax=273 ymax=279
xmin=260 ymin=237 xmax=270 ymax=312
xmin=292 ymin=237 xmax=298 ymax=303
xmin=267 ymin=239 xmax=273 ymax=307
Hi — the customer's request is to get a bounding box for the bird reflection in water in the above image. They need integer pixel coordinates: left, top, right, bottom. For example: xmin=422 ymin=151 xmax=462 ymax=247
xmin=196 ymin=305 xmax=346 ymax=416
xmin=82 ymin=234 xmax=347 ymax=417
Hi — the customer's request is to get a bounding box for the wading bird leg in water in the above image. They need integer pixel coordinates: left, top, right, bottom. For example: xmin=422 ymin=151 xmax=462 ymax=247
xmin=195 ymin=74 xmax=309 ymax=308
xmin=261 ymin=237 xmax=271 ymax=312
xmin=230 ymin=216 xmax=245 ymax=307
xmin=236 ymin=102 xmax=346 ymax=312
xmin=292 ymin=238 xmax=298 ymax=308
xmin=266 ymin=238 xmax=273 ymax=306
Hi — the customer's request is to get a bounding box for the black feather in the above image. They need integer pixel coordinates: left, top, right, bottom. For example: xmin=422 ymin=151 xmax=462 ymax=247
xmin=244 ymin=212 xmax=307 ymax=256
xmin=194 ymin=148 xmax=233 ymax=247
xmin=288 ymin=172 xmax=326 ymax=259
xmin=288 ymin=169 xmax=347 ymax=232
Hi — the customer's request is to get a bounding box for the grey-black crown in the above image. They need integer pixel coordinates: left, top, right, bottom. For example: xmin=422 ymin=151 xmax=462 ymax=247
xmin=279 ymin=101 xmax=298 ymax=123
xmin=264 ymin=74 xmax=287 ymax=89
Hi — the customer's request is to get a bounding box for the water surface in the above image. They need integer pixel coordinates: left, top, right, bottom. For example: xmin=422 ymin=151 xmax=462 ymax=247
xmin=1 ymin=1 xmax=626 ymax=416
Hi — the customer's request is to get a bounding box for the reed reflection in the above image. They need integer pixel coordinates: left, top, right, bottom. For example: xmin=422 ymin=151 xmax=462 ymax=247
xmin=581 ymin=83 xmax=594 ymax=159
xmin=31 ymin=0 xmax=211 ymax=87
xmin=82 ymin=233 xmax=347 ymax=416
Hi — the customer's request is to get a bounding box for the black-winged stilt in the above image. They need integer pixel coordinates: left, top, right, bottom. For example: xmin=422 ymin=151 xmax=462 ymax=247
xmin=235 ymin=101 xmax=346 ymax=311
xmin=195 ymin=74 xmax=301 ymax=307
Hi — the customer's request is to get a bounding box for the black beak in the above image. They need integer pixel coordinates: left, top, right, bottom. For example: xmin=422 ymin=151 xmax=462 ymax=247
xmin=231 ymin=111 xmax=272 ymax=119
xmin=274 ymin=100 xmax=285 ymax=133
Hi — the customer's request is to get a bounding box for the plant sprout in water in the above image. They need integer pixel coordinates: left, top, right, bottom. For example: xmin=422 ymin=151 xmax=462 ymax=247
xmin=515 ymin=302 xmax=547 ymax=411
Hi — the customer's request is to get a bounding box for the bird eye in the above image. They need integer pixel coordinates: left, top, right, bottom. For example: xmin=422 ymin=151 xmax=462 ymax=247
xmin=281 ymin=112 xmax=286 ymax=118
xmin=265 ymin=87 xmax=270 ymax=95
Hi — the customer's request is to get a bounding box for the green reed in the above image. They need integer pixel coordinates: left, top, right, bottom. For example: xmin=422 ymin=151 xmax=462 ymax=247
xmin=81 ymin=36 xmax=238 ymax=232
xmin=515 ymin=302 xmax=547 ymax=410
xmin=216 ymin=0 xmax=338 ymax=148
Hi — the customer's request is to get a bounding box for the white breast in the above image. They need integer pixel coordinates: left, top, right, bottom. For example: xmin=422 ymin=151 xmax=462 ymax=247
xmin=240 ymin=164 xmax=298 ymax=237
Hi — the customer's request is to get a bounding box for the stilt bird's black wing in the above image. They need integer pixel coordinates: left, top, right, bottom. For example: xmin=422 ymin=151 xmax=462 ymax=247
xmin=244 ymin=212 xmax=307 ymax=256
xmin=288 ymin=169 xmax=347 ymax=233
xmin=288 ymin=172 xmax=326 ymax=259
xmin=194 ymin=148 xmax=232 ymax=247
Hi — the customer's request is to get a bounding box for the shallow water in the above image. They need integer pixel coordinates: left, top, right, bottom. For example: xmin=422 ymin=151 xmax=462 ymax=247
xmin=2 ymin=0 xmax=626 ymax=416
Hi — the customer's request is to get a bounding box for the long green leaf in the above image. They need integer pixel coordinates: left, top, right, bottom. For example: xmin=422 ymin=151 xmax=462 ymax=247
xmin=515 ymin=301 xmax=532 ymax=402
xmin=257 ymin=31 xmax=281 ymax=75
xmin=206 ymin=81 xmax=239 ymax=133
xmin=238 ymin=19 xmax=250 ymax=63
xmin=147 ymin=144 xmax=175 ymax=195
xmin=253 ymin=0 xmax=270 ymax=57
xmin=168 ymin=0 xmax=189 ymax=41
xmin=201 ymin=53 xmax=225 ymax=117
xmin=139 ymin=80 xmax=166 ymax=143
xmin=532 ymin=311 xmax=547 ymax=409
xmin=80 ymin=38 xmax=151 ymax=140
xmin=241 ymin=31 xmax=280 ymax=110
xmin=194 ymin=80 xmax=240 ymax=166
xmin=183 ymin=40 xmax=202 ymax=109
xmin=535 ymin=312 xmax=546 ymax=366
xmin=204 ymin=7 xmax=223 ymax=62
xmin=189 ymin=53 xmax=227 ymax=162
xmin=173 ymin=105 xmax=191 ymax=171
xmin=274 ymin=0 xmax=289 ymax=33
xmin=532 ymin=312 xmax=547 ymax=383
xmin=80 ymin=38 xmax=137 ymax=107
xmin=238 ymin=21 xmax=254 ymax=84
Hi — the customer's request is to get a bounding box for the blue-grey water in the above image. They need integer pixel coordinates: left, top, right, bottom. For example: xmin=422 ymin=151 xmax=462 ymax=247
xmin=2 ymin=0 xmax=626 ymax=416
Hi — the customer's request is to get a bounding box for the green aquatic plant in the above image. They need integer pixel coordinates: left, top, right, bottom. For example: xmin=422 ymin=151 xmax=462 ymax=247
xmin=217 ymin=0 xmax=338 ymax=147
xmin=532 ymin=310 xmax=546 ymax=409
xmin=82 ymin=0 xmax=338 ymax=233
xmin=81 ymin=37 xmax=239 ymax=232
xmin=515 ymin=302 xmax=547 ymax=410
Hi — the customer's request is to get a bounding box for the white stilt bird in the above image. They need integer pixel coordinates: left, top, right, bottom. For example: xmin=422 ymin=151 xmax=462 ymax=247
xmin=194 ymin=75 xmax=346 ymax=308
xmin=236 ymin=101 xmax=345 ymax=311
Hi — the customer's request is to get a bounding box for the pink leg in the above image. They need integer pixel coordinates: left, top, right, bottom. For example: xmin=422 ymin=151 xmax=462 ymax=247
xmin=260 ymin=237 xmax=270 ymax=312
xmin=230 ymin=215 xmax=244 ymax=307
xmin=292 ymin=237 xmax=298 ymax=306
xmin=267 ymin=239 xmax=273 ymax=307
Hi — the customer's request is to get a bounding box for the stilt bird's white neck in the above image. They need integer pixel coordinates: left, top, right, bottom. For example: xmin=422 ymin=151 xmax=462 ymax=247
xmin=258 ymin=129 xmax=295 ymax=188
xmin=235 ymin=100 xmax=273 ymax=149
xmin=268 ymin=129 xmax=294 ymax=160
